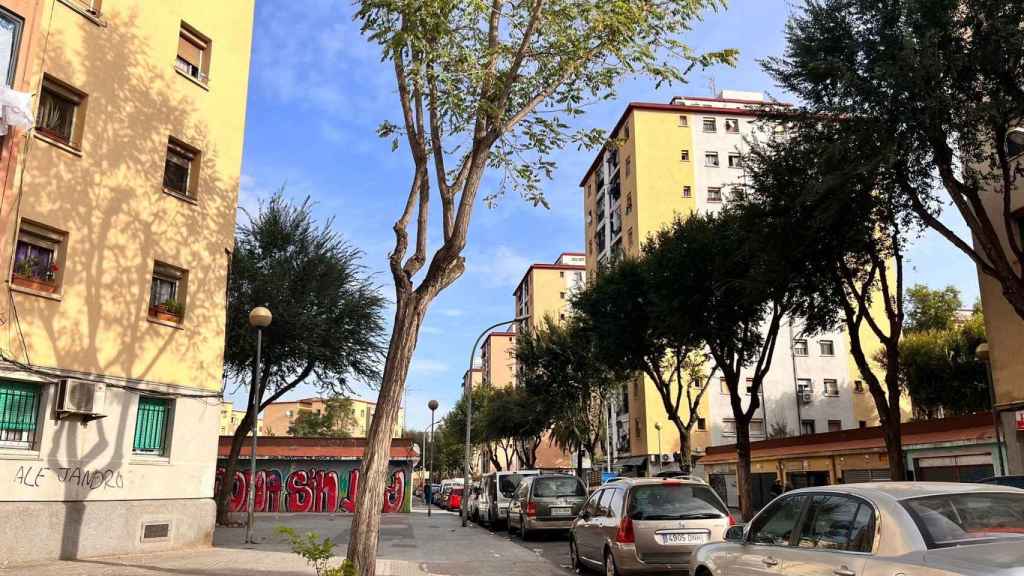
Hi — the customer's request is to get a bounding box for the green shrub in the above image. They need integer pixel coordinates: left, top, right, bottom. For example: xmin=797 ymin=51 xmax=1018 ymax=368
xmin=276 ymin=526 xmax=352 ymax=576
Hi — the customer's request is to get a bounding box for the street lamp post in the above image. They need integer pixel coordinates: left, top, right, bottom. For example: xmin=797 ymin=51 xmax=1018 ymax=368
xmin=427 ymin=399 xmax=438 ymax=517
xmin=463 ymin=317 xmax=525 ymax=527
xmin=976 ymin=343 xmax=1006 ymax=476
xmin=245 ymin=306 xmax=272 ymax=545
xmin=654 ymin=422 xmax=662 ymax=472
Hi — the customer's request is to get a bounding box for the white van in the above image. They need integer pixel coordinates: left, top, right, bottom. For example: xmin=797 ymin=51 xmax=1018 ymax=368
xmin=477 ymin=470 xmax=539 ymax=528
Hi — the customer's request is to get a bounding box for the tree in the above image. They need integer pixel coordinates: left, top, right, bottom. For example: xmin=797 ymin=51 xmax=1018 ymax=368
xmin=764 ymin=0 xmax=1024 ymax=320
xmin=514 ymin=317 xmax=620 ymax=477
xmin=905 ymin=284 xmax=962 ymax=333
xmin=900 ymin=306 xmax=989 ymax=417
xmin=741 ymin=117 xmax=913 ymax=483
xmin=287 ymin=397 xmax=357 ymax=437
xmin=480 ymin=386 xmax=553 ymax=469
xmin=573 ymin=259 xmax=711 ymax=475
xmin=216 ymin=193 xmax=386 ymax=525
xmin=348 ymin=2 xmax=736 ymax=570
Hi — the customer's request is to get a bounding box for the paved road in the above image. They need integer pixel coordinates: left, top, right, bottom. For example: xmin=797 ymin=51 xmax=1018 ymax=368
xmin=0 ymin=500 xmax=574 ymax=576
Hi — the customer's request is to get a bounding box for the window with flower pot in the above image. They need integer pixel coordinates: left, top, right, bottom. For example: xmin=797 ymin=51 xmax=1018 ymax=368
xmin=11 ymin=220 xmax=66 ymax=294
xmin=36 ymin=75 xmax=86 ymax=148
xmin=148 ymin=262 xmax=187 ymax=324
xmin=163 ymin=137 xmax=199 ymax=199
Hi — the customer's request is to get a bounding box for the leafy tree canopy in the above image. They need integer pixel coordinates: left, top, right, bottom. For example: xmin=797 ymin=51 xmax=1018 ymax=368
xmin=287 ymin=398 xmax=357 ymax=438
xmin=904 ymin=284 xmax=963 ymax=333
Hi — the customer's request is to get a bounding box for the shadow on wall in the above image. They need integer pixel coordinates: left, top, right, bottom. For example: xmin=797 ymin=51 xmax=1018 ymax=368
xmin=1 ymin=5 xmax=238 ymax=560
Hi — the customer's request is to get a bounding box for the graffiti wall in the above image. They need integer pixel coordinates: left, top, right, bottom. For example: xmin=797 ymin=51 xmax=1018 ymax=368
xmin=215 ymin=459 xmax=411 ymax=513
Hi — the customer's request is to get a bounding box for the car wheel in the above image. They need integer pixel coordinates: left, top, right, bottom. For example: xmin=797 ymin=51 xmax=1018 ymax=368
xmin=604 ymin=549 xmax=619 ymax=576
xmin=519 ymin=515 xmax=530 ymax=540
xmin=569 ymin=538 xmax=583 ymax=572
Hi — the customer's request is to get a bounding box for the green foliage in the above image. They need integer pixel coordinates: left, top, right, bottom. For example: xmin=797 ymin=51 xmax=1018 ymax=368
xmin=287 ymin=397 xmax=357 ymax=437
xmin=763 ymin=0 xmax=1024 ymax=319
xmin=224 ymin=191 xmax=387 ymax=403
xmin=904 ymin=284 xmax=962 ymax=333
xmin=277 ymin=526 xmax=347 ymax=576
xmin=900 ymin=307 xmax=989 ymax=417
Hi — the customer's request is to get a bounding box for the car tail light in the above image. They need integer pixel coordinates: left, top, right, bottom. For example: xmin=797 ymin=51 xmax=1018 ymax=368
xmin=526 ymin=502 xmax=537 ymax=517
xmin=728 ymin=514 xmax=736 ymax=526
xmin=615 ymin=516 xmax=635 ymax=544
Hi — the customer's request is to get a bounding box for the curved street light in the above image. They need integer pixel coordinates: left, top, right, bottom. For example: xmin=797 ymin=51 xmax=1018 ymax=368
xmin=245 ymin=306 xmax=272 ymax=544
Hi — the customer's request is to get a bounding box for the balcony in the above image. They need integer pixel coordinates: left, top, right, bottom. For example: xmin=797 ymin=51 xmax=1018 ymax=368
xmin=608 ymin=175 xmax=621 ymax=203
xmin=596 ymin=193 xmax=606 ymax=223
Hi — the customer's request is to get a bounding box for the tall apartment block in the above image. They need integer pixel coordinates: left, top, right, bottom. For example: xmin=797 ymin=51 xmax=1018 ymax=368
xmin=0 ymin=0 xmax=254 ymax=562
xmin=579 ymin=91 xmax=902 ymax=477
xmin=260 ymin=397 xmax=405 ymax=438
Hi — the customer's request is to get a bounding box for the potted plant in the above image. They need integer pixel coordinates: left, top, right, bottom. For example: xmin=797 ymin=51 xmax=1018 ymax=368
xmin=12 ymin=257 xmax=59 ymax=293
xmin=150 ymin=298 xmax=184 ymax=323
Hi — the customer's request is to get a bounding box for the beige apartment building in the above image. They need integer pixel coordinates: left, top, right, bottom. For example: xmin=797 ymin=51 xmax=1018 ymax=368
xmin=0 ymin=0 xmax=254 ymax=562
xmin=218 ymin=403 xmax=262 ymax=436
xmin=261 ymin=397 xmax=405 ymax=439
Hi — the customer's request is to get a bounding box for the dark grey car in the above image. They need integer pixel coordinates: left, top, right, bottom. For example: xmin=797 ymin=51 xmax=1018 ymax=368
xmin=508 ymin=474 xmax=588 ymax=540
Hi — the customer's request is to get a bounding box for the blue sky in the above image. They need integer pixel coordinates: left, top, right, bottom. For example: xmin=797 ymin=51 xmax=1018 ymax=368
xmin=230 ymin=0 xmax=980 ymax=430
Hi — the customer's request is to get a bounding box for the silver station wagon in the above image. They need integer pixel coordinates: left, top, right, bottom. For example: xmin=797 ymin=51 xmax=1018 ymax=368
xmin=508 ymin=473 xmax=589 ymax=539
xmin=691 ymin=482 xmax=1024 ymax=576
xmin=570 ymin=477 xmax=734 ymax=575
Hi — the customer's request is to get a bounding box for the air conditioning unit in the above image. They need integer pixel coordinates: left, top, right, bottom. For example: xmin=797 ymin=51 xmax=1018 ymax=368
xmin=660 ymin=453 xmax=673 ymax=464
xmin=800 ymin=392 xmax=813 ymax=403
xmin=649 ymin=454 xmax=659 ymax=464
xmin=57 ymin=379 xmax=106 ymax=419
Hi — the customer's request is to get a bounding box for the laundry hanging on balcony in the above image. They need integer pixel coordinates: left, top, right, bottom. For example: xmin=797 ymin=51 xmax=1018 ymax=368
xmin=0 ymin=86 xmax=33 ymax=136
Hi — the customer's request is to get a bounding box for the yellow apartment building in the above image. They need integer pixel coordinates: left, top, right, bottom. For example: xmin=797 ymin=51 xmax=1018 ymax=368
xmin=579 ymin=91 xmax=903 ymax=479
xmin=480 ymin=330 xmax=517 ymax=389
xmin=218 ymin=403 xmax=262 ymax=436
xmin=977 ymin=136 xmax=1024 ymax=474
xmin=0 ymin=0 xmax=253 ymax=562
xmin=261 ymin=397 xmax=405 ymax=439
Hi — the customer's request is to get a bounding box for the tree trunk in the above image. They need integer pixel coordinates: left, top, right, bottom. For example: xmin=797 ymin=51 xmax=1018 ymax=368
xmin=672 ymin=419 xmax=690 ymax=474
xmin=576 ymin=447 xmax=584 ymax=479
xmin=346 ymin=296 xmax=425 ymax=576
xmin=215 ymin=417 xmax=251 ymax=525
xmin=735 ymin=423 xmax=753 ymax=520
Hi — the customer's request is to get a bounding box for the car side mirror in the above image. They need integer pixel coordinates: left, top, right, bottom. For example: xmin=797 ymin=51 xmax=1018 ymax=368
xmin=724 ymin=525 xmax=746 ymax=543
xmin=580 ymin=510 xmax=592 ymax=521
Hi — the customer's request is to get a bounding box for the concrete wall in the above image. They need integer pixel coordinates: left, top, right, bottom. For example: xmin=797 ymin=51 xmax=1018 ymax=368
xmin=215 ymin=458 xmax=412 ymax=514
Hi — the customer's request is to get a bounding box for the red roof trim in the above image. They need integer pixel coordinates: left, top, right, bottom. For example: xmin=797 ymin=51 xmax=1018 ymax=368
xmin=578 ymin=101 xmax=776 ymax=186
xmin=217 ymin=436 xmax=418 ymax=460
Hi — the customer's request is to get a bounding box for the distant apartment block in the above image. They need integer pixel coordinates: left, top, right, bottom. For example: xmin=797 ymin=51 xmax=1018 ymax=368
xmin=261 ymin=397 xmax=405 ymax=439
xmin=218 ymin=403 xmax=262 ymax=436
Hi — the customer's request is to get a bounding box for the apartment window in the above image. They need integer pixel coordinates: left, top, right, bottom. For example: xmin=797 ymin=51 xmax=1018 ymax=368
xmin=722 ymin=419 xmax=736 ymax=435
xmin=707 ymin=187 xmax=722 ymax=203
xmin=719 ymin=377 xmax=729 ymax=395
xmin=559 ymin=292 xmax=565 ymax=300
xmin=819 ymin=340 xmax=835 ymax=356
xmin=624 ymin=156 xmax=631 ymax=177
xmin=627 ymin=227 xmax=633 ymax=248
xmin=793 ymin=339 xmax=809 ymax=356
xmin=745 ymin=377 xmax=754 ymax=395
xmin=37 ymin=76 xmax=85 ymax=148
xmin=823 ymin=379 xmax=839 ymax=397
xmin=680 ymin=149 xmax=690 ymax=162
xmin=625 ymin=192 xmax=632 ymax=215
xmin=854 ymin=380 xmax=865 ymax=393
xmin=730 ymin=186 xmax=745 ymax=202
xmin=11 ymin=220 xmax=66 ymax=294
xmin=751 ymin=419 xmax=766 ymax=437
xmin=623 ymin=123 xmax=629 ymax=139
xmin=133 ymin=396 xmax=170 ymax=455
xmin=149 ymin=262 xmax=187 ymax=324
xmin=800 ymin=419 xmax=816 ymax=435
xmin=702 ymin=117 xmax=716 ymax=132
xmin=0 ymin=8 xmax=23 ymax=87
xmin=727 ymin=153 xmax=742 ymax=168
xmin=176 ymin=23 xmax=210 ymax=83
xmin=858 ymin=420 xmax=867 ymax=429
xmin=705 ymin=151 xmax=720 ymax=167
xmin=797 ymin=378 xmax=812 ymax=394
xmin=63 ymin=0 xmax=102 ymax=15
xmin=678 ymin=115 xmax=688 ymax=127
xmin=828 ymin=420 xmax=842 ymax=432
xmin=682 ymin=186 xmax=692 ymax=198
xmin=725 ymin=118 xmax=740 ymax=133
xmin=163 ymin=138 xmax=200 ymax=199
xmin=0 ymin=380 xmax=40 ymax=449
xmin=697 ymin=417 xmax=706 ymax=431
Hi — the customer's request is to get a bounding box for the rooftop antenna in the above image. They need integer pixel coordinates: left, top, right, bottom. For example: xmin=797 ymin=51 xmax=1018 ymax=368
xmin=703 ymin=75 xmax=717 ymax=97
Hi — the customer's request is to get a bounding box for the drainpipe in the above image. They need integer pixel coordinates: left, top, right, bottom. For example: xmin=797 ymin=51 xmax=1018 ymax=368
xmin=789 ymin=319 xmax=802 ymax=435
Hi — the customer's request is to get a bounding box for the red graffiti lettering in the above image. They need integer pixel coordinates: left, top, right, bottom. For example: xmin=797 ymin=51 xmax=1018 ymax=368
xmin=312 ymin=470 xmax=339 ymax=513
xmin=286 ymin=470 xmax=314 ymax=512
xmin=339 ymin=469 xmax=360 ymax=513
xmin=382 ymin=469 xmax=406 ymax=513
xmin=217 ymin=465 xmax=409 ymax=513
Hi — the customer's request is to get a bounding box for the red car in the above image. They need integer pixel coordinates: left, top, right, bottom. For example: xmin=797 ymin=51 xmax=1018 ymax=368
xmin=447 ymin=487 xmax=463 ymax=511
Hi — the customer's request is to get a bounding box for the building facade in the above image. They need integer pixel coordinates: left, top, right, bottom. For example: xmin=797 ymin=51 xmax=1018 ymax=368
xmin=261 ymin=397 xmax=405 ymax=439
xmin=218 ymin=403 xmax=262 ymax=436
xmin=579 ymin=91 xmax=905 ymax=474
xmin=0 ymin=0 xmax=253 ymax=562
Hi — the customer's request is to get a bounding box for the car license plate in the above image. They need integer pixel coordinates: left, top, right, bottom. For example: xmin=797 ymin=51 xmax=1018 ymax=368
xmin=661 ymin=532 xmax=708 ymax=545
xmin=550 ymin=507 xmax=572 ymax=517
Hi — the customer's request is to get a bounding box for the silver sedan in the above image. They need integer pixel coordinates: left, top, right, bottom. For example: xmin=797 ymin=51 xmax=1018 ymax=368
xmin=691 ymin=482 xmax=1024 ymax=576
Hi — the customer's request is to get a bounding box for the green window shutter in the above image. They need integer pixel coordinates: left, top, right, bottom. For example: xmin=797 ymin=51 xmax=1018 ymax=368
xmin=0 ymin=381 xmax=40 ymax=431
xmin=134 ymin=396 xmax=169 ymax=453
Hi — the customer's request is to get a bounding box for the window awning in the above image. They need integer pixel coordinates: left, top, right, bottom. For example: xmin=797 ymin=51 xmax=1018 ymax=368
xmin=615 ymin=456 xmax=648 ymax=467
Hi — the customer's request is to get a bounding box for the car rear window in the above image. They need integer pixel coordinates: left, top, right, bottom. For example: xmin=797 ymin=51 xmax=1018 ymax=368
xmin=902 ymin=492 xmax=1024 ymax=548
xmin=628 ymin=483 xmax=728 ymax=520
xmin=500 ymin=474 xmax=523 ymax=497
xmin=533 ymin=477 xmax=585 ymax=497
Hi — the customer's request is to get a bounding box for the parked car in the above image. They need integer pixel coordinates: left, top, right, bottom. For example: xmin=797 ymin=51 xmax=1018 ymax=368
xmin=478 ymin=469 xmax=540 ymax=528
xmin=447 ymin=487 xmax=464 ymax=512
xmin=980 ymin=475 xmax=1024 ymax=489
xmin=468 ymin=485 xmax=482 ymax=521
xmin=691 ymin=482 xmax=1024 ymax=576
xmin=507 ymin=474 xmax=588 ymax=540
xmin=570 ymin=477 xmax=733 ymax=575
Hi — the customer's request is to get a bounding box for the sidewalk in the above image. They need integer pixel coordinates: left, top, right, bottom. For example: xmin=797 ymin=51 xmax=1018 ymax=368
xmin=0 ymin=504 xmax=569 ymax=576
